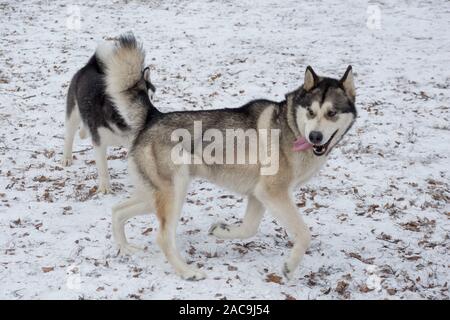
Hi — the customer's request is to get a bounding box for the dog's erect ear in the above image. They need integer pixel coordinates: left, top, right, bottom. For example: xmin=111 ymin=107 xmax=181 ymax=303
xmin=143 ymin=66 xmax=151 ymax=82
xmin=304 ymin=66 xmax=319 ymax=91
xmin=339 ymin=65 xmax=355 ymax=100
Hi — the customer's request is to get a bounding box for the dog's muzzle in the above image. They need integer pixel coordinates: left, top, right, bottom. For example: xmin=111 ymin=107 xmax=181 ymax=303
xmin=312 ymin=130 xmax=338 ymax=156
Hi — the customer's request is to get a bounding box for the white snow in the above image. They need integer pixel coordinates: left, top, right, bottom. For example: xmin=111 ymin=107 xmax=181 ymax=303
xmin=0 ymin=0 xmax=449 ymax=299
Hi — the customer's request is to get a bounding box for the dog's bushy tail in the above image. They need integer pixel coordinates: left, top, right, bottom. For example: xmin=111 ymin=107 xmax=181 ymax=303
xmin=96 ymin=33 xmax=148 ymax=130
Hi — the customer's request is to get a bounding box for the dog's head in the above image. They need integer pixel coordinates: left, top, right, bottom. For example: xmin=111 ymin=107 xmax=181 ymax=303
xmin=288 ymin=66 xmax=357 ymax=156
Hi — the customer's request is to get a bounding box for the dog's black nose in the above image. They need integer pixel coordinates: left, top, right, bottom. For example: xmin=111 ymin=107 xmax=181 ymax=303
xmin=309 ymin=131 xmax=323 ymax=144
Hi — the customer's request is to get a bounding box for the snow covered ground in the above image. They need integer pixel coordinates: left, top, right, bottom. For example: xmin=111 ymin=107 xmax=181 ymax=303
xmin=0 ymin=0 xmax=449 ymax=300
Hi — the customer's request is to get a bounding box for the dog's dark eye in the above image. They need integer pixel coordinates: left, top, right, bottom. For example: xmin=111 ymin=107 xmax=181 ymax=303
xmin=327 ymin=110 xmax=337 ymax=117
xmin=307 ymin=108 xmax=314 ymax=117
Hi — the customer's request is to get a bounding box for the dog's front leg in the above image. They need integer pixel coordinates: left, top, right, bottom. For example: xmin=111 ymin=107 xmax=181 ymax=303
xmin=209 ymin=195 xmax=265 ymax=239
xmin=255 ymin=187 xmax=311 ymax=280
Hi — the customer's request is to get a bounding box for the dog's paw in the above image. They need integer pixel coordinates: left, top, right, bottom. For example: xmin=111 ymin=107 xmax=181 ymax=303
xmin=117 ymin=243 xmax=144 ymax=256
xmin=282 ymin=262 xmax=295 ymax=281
xmin=98 ymin=183 xmax=113 ymax=194
xmin=60 ymin=157 xmax=73 ymax=167
xmin=208 ymin=222 xmax=231 ymax=237
xmin=180 ymin=268 xmax=207 ymax=281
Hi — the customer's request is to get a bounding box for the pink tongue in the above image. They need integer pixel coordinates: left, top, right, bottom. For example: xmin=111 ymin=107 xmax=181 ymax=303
xmin=293 ymin=137 xmax=312 ymax=151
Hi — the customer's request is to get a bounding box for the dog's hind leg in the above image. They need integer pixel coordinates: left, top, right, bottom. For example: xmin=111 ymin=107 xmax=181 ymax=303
xmin=155 ymin=172 xmax=206 ymax=281
xmin=209 ymin=195 xmax=264 ymax=239
xmin=61 ymin=99 xmax=81 ymax=167
xmin=255 ymin=186 xmax=311 ymax=281
xmin=93 ymin=143 xmax=112 ymax=194
xmin=112 ymin=195 xmax=153 ymax=255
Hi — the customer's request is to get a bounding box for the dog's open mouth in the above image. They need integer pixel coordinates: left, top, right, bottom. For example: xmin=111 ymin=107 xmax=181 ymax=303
xmin=312 ymin=130 xmax=338 ymax=156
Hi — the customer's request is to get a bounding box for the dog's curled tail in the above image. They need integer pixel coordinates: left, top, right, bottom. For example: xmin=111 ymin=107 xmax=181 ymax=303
xmin=96 ymin=33 xmax=148 ymax=130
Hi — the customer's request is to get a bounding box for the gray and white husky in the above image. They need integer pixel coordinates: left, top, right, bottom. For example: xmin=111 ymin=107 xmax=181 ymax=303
xmin=61 ymin=34 xmax=156 ymax=193
xmin=111 ymin=51 xmax=357 ymax=279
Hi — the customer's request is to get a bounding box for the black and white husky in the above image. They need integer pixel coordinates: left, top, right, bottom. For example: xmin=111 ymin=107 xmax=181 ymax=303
xmin=61 ymin=34 xmax=156 ymax=193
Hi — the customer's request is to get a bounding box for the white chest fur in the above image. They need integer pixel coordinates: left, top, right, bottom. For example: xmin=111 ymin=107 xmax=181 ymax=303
xmin=291 ymin=151 xmax=327 ymax=186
